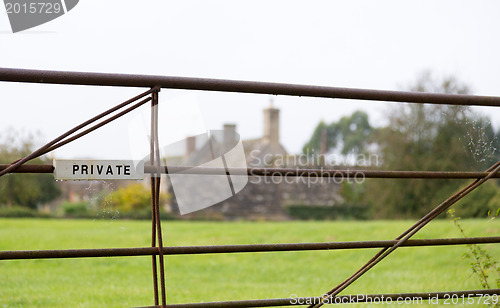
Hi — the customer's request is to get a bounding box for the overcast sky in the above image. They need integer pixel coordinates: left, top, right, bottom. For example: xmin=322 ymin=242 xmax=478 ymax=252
xmin=1 ymin=1 xmax=500 ymax=159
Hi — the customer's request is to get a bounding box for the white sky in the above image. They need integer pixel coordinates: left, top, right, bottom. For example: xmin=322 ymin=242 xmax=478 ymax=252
xmin=1 ymin=1 xmax=500 ymax=159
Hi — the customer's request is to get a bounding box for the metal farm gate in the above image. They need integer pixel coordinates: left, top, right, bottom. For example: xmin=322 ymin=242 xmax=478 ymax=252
xmin=1 ymin=68 xmax=500 ymax=307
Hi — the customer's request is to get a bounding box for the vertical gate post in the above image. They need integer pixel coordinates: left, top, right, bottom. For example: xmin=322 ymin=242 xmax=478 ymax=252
xmin=150 ymin=87 xmax=167 ymax=307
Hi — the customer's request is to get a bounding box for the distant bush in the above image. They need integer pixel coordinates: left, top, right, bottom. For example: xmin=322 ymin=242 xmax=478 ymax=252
xmin=62 ymin=201 xmax=94 ymax=218
xmin=61 ymin=200 xmax=175 ymax=220
xmin=0 ymin=205 xmax=50 ymax=218
xmin=0 ymin=203 xmax=176 ymax=220
xmin=119 ymin=208 xmax=175 ymax=220
xmin=98 ymin=183 xmax=170 ymax=214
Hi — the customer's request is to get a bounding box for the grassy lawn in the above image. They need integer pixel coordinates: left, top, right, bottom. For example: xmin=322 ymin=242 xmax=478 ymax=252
xmin=0 ymin=218 xmax=499 ymax=307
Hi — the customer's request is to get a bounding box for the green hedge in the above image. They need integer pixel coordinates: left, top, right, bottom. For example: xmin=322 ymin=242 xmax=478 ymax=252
xmin=287 ymin=204 xmax=368 ymax=220
xmin=61 ymin=202 xmax=92 ymax=218
xmin=0 ymin=204 xmax=175 ymax=220
xmin=0 ymin=206 xmax=51 ymax=218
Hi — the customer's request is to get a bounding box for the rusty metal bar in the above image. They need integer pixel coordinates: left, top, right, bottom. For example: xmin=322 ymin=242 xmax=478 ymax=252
xmin=2 ymin=236 xmax=499 ymax=260
xmin=150 ymin=167 xmax=500 ymax=179
xmin=152 ymin=89 xmax=167 ymax=307
xmin=5 ymin=164 xmax=500 ymax=179
xmin=150 ymin=177 xmax=159 ymax=306
xmin=1 ymin=68 xmax=500 ymax=107
xmin=0 ymin=164 xmax=54 ymax=173
xmin=150 ymin=90 xmax=160 ymax=306
xmin=136 ymin=289 xmax=500 ymax=307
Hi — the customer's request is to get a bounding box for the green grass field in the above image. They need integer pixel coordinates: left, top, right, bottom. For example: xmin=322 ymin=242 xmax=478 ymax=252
xmin=1 ymin=218 xmax=499 ymax=307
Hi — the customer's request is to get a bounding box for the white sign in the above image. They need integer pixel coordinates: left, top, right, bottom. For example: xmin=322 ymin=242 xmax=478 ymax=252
xmin=54 ymin=159 xmax=144 ymax=180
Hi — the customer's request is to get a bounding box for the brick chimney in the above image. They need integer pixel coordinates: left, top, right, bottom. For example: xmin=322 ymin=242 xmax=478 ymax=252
xmin=223 ymin=124 xmax=237 ymax=149
xmin=185 ymin=135 xmax=196 ymax=157
xmin=263 ymin=100 xmax=280 ymax=147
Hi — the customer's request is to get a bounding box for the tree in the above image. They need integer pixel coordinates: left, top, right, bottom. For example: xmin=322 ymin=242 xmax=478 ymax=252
xmin=368 ymin=72 xmax=500 ymax=218
xmin=302 ymin=110 xmax=373 ymax=157
xmin=0 ymin=129 xmax=60 ymax=208
xmin=302 ymin=111 xmax=374 ymax=207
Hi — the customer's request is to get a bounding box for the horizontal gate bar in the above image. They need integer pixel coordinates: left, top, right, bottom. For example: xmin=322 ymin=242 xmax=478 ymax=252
xmin=2 ymin=236 xmax=499 ymax=260
xmin=148 ymin=166 xmax=500 ymax=179
xmin=138 ymin=289 xmax=500 ymax=307
xmin=2 ymin=164 xmax=500 ymax=179
xmin=1 ymin=68 xmax=500 ymax=106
